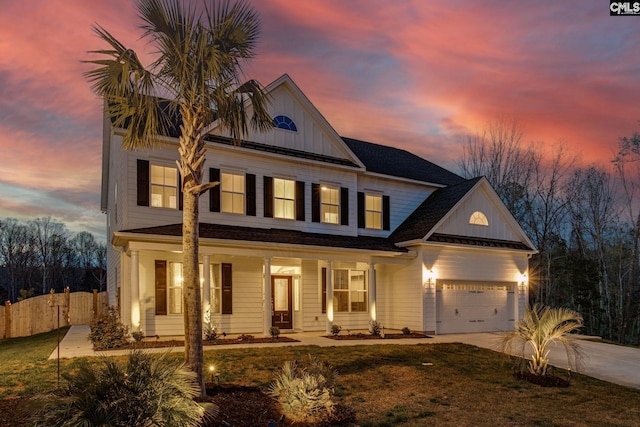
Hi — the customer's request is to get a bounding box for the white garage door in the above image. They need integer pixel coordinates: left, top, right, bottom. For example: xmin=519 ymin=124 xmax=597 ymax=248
xmin=436 ymin=280 xmax=515 ymax=334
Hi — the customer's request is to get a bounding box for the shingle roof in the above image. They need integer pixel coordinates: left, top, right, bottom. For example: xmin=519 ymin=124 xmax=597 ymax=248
xmin=427 ymin=233 xmax=532 ymax=251
xmin=205 ymin=135 xmax=359 ymax=167
xmin=122 ymin=223 xmax=407 ymax=253
xmin=391 ymin=177 xmax=483 ymax=243
xmin=342 ymin=137 xmax=465 ymax=186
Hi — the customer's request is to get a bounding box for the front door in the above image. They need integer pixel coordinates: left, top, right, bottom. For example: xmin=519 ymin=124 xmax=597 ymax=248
xmin=271 ymin=276 xmax=293 ymax=329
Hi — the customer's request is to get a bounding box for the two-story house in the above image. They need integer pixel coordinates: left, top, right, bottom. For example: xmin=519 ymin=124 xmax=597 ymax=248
xmin=101 ymin=74 xmax=536 ymax=337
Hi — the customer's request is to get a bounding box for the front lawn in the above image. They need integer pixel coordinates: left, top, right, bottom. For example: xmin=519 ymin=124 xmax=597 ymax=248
xmin=2 ymin=329 xmax=640 ymax=426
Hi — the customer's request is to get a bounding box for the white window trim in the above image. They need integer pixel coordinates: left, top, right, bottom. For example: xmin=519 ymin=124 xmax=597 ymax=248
xmin=321 ymin=185 xmax=340 ymax=224
xmin=365 ymin=193 xmax=383 ymax=230
xmin=221 ymin=171 xmax=245 ymax=215
xmin=333 ymin=268 xmax=368 ymax=313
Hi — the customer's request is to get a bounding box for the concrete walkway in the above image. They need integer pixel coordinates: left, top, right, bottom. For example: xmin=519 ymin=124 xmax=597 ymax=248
xmin=51 ymin=326 xmax=640 ymax=390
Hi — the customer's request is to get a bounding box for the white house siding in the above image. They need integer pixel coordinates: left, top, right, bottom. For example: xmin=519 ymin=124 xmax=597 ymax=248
xmin=357 ymin=174 xmax=437 ymax=237
xmin=419 ymin=245 xmax=528 ymax=334
xmin=436 ymin=185 xmax=522 ymax=241
xmin=132 ymin=251 xmax=264 ymax=336
xmin=376 ymin=262 xmax=424 ymax=333
xmin=301 ymin=260 xmax=326 ymax=332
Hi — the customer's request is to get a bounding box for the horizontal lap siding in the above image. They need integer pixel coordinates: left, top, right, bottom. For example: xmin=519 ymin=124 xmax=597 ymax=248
xmin=377 ymin=262 xmax=423 ymax=332
xmin=301 ymin=260 xmax=325 ymax=331
xmin=139 ymin=252 xmax=264 ymax=336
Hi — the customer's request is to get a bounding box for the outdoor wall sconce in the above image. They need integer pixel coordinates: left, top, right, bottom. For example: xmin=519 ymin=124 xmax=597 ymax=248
xmin=455 ymin=308 xmax=459 ymax=315
xmin=423 ymin=269 xmax=437 ymax=290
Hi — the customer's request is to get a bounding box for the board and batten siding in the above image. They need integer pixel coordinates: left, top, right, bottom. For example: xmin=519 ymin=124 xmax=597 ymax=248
xmin=435 ymin=186 xmax=522 ymax=241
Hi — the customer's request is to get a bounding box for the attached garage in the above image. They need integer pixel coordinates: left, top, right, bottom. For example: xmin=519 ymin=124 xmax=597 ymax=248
xmin=435 ymin=280 xmax=516 ymax=334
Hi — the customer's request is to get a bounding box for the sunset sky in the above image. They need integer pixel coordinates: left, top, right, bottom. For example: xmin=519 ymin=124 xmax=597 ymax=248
xmin=1 ymin=0 xmax=638 ymax=240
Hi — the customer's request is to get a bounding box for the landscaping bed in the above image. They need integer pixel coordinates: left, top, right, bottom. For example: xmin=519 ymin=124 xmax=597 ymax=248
xmin=97 ymin=335 xmax=299 ymax=351
xmin=325 ymin=332 xmax=431 ymax=340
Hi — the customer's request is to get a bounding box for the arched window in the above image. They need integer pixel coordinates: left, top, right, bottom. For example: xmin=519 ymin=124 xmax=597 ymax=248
xmin=272 ymin=115 xmax=297 ymax=132
xmin=469 ymin=211 xmax=489 ymax=226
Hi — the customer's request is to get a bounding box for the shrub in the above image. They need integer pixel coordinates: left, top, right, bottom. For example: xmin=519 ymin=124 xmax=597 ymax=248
xmin=203 ymin=320 xmax=219 ymax=341
xmin=131 ymin=330 xmax=145 ymax=342
xmin=33 ymin=350 xmax=208 ymax=426
xmin=269 ymin=356 xmax=336 ymax=423
xmin=402 ymin=327 xmax=411 ymax=335
xmin=500 ymin=304 xmax=584 ymax=377
xmin=88 ymin=307 xmax=129 ymax=350
xmin=330 ymin=324 xmax=342 ymax=336
xmin=238 ymin=334 xmax=255 ymax=342
xmin=270 ymin=326 xmax=281 ymax=338
xmin=369 ymin=320 xmax=383 ymax=336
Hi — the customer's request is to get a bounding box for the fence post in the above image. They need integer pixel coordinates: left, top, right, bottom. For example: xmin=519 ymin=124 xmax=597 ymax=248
xmin=93 ymin=289 xmax=98 ymax=317
xmin=4 ymin=301 xmax=10 ymax=339
xmin=64 ymin=287 xmax=71 ymax=325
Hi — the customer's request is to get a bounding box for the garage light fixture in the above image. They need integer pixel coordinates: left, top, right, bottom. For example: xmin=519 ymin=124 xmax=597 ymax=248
xmin=517 ymin=273 xmax=528 ymax=288
xmin=424 ymin=270 xmax=437 ymax=289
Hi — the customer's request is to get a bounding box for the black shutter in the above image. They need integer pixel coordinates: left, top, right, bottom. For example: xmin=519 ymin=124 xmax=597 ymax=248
xmin=136 ymin=159 xmax=150 ymax=206
xmin=178 ymin=172 xmax=183 ymax=211
xmin=357 ymin=192 xmax=365 ymax=228
xmin=155 ymin=260 xmax=167 ymax=315
xmin=312 ymin=183 xmax=321 ymax=223
xmin=246 ymin=173 xmax=256 ymax=216
xmin=221 ymin=263 xmax=232 ymax=314
xmin=322 ymin=267 xmax=327 ymax=314
xmin=264 ymin=176 xmax=273 ymax=218
xmin=209 ymin=168 xmax=220 ymax=212
xmin=340 ymin=187 xmax=349 ymax=225
xmin=383 ymin=195 xmax=390 ymax=231
xmin=296 ymin=181 xmax=305 ymax=221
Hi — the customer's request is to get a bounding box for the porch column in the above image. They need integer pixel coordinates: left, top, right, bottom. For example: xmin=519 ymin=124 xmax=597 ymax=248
xmin=368 ymin=263 xmax=377 ymax=322
xmin=203 ymin=255 xmax=211 ymax=325
xmin=130 ymin=250 xmax=140 ymax=330
xmin=326 ymin=261 xmax=334 ymax=333
xmin=263 ymin=257 xmax=272 ymax=337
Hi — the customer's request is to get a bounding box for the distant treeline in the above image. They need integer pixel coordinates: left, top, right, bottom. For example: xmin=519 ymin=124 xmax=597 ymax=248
xmin=0 ymin=217 xmax=105 ymax=304
xmin=459 ymin=118 xmax=640 ymax=344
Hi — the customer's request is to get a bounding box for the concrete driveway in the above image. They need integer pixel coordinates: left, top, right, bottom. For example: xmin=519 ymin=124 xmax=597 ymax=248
xmin=53 ymin=327 xmax=640 ymax=390
xmin=430 ymin=332 xmax=640 ymax=390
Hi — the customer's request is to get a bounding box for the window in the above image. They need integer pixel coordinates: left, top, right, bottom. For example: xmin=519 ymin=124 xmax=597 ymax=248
xmin=168 ymin=262 xmax=183 ymax=314
xmin=469 ymin=211 xmax=489 ymax=226
xmin=365 ymin=194 xmax=382 ymax=229
xmin=333 ymin=269 xmax=368 ymax=313
xmin=164 ymin=262 xmax=221 ymax=315
xmin=274 ymin=178 xmax=295 ymax=219
xmin=221 ymin=172 xmax=245 ymax=214
xmin=273 ymin=115 xmax=297 ymax=132
xmin=151 ymin=164 xmax=178 ymax=208
xmin=321 ymin=186 xmax=339 ymax=224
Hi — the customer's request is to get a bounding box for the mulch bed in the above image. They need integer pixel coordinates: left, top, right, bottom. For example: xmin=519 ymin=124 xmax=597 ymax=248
xmin=204 ymin=384 xmax=356 ymax=427
xmin=324 ymin=332 xmax=431 ymax=340
xmin=514 ymin=371 xmax=571 ymax=387
xmin=98 ymin=336 xmax=299 ymax=351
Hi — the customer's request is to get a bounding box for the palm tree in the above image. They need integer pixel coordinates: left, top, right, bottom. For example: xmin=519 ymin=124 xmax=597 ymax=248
xmin=84 ymin=0 xmax=272 ymax=395
xmin=500 ymin=304 xmax=584 ymax=376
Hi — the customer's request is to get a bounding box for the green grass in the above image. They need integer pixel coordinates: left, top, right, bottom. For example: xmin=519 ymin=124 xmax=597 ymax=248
xmin=2 ymin=331 xmax=640 ymax=426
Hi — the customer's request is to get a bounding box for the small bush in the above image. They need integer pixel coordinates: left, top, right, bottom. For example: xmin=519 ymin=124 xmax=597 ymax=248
xmin=238 ymin=334 xmax=255 ymax=342
xmin=131 ymin=330 xmax=144 ymax=342
xmin=203 ymin=321 xmax=219 ymax=341
xmin=402 ymin=327 xmax=411 ymax=335
xmin=33 ymin=350 xmax=208 ymax=426
xmin=269 ymin=356 xmax=336 ymax=423
xmin=88 ymin=307 xmax=129 ymax=350
xmin=270 ymin=326 xmax=281 ymax=338
xmin=330 ymin=324 xmax=342 ymax=336
xmin=369 ymin=320 xmax=383 ymax=337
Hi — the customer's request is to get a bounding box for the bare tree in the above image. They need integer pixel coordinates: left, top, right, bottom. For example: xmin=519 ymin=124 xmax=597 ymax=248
xmin=566 ymin=166 xmax=620 ymax=339
xmin=614 ymin=131 xmax=640 ymax=343
xmin=30 ymin=217 xmax=68 ymax=294
xmin=0 ymin=218 xmax=36 ymax=302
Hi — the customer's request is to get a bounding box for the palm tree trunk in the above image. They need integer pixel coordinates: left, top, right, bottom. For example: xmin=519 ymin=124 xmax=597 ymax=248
xmin=182 ymin=188 xmax=205 ymax=396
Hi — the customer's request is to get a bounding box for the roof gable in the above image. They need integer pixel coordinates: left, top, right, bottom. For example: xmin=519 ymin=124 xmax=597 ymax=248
xmin=392 ymin=177 xmax=536 ymax=251
xmin=205 ymin=74 xmax=364 ymax=169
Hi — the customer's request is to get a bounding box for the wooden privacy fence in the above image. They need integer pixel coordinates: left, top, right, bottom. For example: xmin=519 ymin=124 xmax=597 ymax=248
xmin=1 ymin=290 xmax=108 ymax=339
